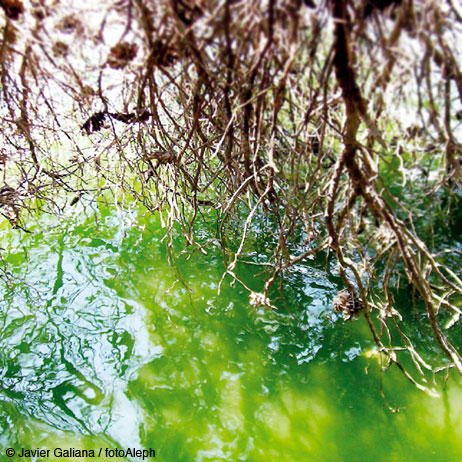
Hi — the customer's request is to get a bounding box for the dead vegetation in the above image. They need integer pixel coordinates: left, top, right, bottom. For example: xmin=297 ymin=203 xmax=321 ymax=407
xmin=1 ymin=0 xmax=462 ymax=391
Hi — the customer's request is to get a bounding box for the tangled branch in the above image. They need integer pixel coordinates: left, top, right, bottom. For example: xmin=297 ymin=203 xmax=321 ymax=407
xmin=1 ymin=0 xmax=462 ymax=389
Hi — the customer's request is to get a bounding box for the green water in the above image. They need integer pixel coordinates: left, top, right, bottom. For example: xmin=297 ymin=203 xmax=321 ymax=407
xmin=0 ymin=206 xmax=461 ymax=462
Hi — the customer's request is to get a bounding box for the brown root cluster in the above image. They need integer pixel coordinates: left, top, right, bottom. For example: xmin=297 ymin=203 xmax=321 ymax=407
xmin=1 ymin=0 xmax=462 ymax=391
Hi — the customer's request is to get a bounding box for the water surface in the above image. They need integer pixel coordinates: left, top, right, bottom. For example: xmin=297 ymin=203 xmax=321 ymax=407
xmin=0 ymin=206 xmax=461 ymax=461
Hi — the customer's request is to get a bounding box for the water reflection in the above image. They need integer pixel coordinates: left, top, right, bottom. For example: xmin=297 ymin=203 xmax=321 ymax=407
xmin=0 ymin=208 xmax=461 ymax=461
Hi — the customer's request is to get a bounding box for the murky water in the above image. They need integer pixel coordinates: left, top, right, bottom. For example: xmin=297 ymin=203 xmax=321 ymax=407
xmin=0 ymin=206 xmax=461 ymax=462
